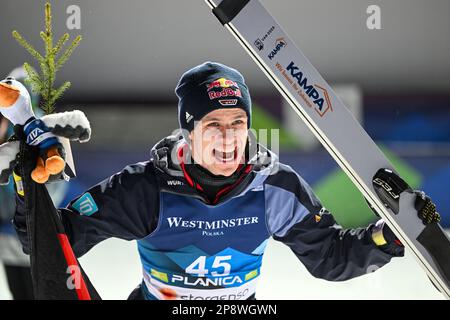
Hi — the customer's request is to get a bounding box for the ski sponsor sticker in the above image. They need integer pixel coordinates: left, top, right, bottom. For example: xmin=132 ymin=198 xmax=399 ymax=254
xmin=254 ymin=38 xmax=264 ymax=51
xmin=253 ymin=25 xmax=276 ymax=51
xmin=268 ymin=37 xmax=287 ymax=60
xmin=275 ymin=61 xmax=333 ymax=117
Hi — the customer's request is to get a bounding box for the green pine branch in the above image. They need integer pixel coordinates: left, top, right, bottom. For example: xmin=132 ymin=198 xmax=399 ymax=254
xmin=23 ymin=63 xmax=43 ymax=92
xmin=56 ymin=35 xmax=82 ymax=72
xmin=12 ymin=2 xmax=82 ymax=114
xmin=11 ymin=31 xmax=45 ymax=64
xmin=53 ymin=33 xmax=69 ymax=56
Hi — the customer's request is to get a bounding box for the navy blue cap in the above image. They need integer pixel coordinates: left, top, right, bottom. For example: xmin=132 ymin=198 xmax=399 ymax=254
xmin=175 ymin=61 xmax=252 ymax=133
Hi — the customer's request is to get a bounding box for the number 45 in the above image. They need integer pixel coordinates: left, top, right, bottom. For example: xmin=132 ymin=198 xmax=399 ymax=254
xmin=186 ymin=255 xmax=232 ymax=277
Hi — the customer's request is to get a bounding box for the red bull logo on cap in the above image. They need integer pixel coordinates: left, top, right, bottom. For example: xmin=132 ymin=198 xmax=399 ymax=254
xmin=206 ymin=78 xmax=242 ymax=101
xmin=206 ymin=78 xmax=239 ymax=91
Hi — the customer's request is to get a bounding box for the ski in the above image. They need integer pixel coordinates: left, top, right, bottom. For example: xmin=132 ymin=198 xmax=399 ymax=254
xmin=204 ymin=0 xmax=450 ymax=299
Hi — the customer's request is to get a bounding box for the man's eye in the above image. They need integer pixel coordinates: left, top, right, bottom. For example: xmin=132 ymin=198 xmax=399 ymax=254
xmin=207 ymin=122 xmax=220 ymax=127
xmin=233 ymin=120 xmax=244 ymax=125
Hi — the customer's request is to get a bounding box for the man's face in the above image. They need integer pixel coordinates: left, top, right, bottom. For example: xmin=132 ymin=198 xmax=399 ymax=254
xmin=189 ymin=108 xmax=248 ymax=177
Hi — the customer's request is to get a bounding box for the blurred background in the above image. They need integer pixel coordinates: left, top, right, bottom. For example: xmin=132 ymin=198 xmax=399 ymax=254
xmin=0 ymin=0 xmax=449 ymax=299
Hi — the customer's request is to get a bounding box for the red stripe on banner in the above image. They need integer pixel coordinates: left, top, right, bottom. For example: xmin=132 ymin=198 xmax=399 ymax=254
xmin=57 ymin=233 xmax=92 ymax=300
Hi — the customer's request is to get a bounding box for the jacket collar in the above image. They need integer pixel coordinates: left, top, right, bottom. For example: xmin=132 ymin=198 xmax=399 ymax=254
xmin=150 ymin=132 xmax=278 ymax=204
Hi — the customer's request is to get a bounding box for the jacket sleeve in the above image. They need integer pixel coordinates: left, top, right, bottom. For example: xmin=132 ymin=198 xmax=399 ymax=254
xmin=264 ymin=164 xmax=403 ymax=282
xmin=14 ymin=161 xmax=160 ymax=258
xmin=0 ymin=179 xmax=16 ymax=224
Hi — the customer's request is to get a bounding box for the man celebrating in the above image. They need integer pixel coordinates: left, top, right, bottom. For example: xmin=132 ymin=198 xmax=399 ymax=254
xmin=12 ymin=62 xmax=436 ymax=300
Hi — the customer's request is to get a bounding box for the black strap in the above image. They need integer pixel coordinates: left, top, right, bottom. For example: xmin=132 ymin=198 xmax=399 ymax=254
xmin=417 ymin=223 xmax=450 ymax=287
xmin=212 ymin=0 xmax=251 ymax=25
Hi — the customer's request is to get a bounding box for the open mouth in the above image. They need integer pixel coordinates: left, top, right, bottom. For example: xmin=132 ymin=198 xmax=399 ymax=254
xmin=213 ymin=146 xmax=238 ymax=163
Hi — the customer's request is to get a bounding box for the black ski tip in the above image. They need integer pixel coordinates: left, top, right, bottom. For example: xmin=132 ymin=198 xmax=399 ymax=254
xmin=212 ymin=0 xmax=250 ymax=25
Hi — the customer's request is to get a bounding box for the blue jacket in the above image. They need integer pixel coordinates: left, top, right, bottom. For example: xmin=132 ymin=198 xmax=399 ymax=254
xmin=15 ymin=134 xmax=401 ymax=300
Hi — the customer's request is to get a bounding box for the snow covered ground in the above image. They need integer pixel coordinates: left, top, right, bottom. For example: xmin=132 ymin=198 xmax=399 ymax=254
xmin=0 ymin=237 xmax=445 ymax=300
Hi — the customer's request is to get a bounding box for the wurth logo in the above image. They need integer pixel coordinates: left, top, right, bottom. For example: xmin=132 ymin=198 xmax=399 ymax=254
xmin=167 ymin=180 xmax=183 ymax=186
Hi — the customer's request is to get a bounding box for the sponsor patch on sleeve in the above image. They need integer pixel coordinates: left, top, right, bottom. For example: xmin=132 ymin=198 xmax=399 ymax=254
xmin=13 ymin=172 xmax=24 ymax=196
xmin=71 ymin=192 xmax=98 ymax=216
